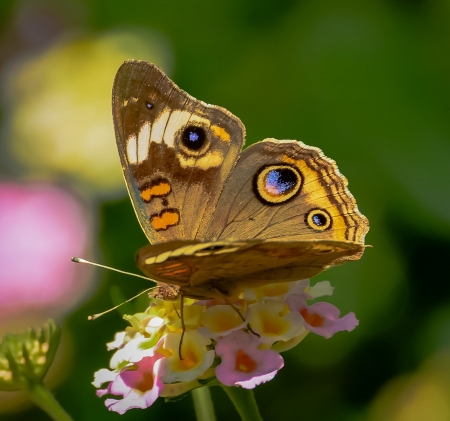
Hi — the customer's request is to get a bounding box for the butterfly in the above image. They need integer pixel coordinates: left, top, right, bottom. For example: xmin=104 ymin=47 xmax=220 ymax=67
xmin=112 ymin=60 xmax=369 ymax=301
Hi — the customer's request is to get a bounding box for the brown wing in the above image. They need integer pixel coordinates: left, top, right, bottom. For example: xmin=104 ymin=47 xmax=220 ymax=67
xmin=113 ymin=60 xmax=245 ymax=243
xmin=137 ymin=239 xmax=364 ymax=298
xmin=197 ymin=139 xmax=369 ymax=261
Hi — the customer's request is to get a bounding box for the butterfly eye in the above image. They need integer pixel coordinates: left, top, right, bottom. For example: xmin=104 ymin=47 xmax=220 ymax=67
xmin=254 ymin=165 xmax=303 ymax=204
xmin=305 ymin=209 xmax=332 ymax=231
xmin=182 ymin=126 xmax=206 ymax=151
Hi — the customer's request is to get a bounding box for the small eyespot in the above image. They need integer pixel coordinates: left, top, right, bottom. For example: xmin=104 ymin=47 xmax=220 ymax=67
xmin=146 ymin=101 xmax=153 ymax=110
xmin=254 ymin=165 xmax=303 ymax=204
xmin=181 ymin=126 xmax=206 ymax=151
xmin=305 ymin=209 xmax=332 ymax=231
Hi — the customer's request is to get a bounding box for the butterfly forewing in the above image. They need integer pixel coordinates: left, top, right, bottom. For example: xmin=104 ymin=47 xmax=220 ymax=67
xmin=113 ymin=60 xmax=246 ymax=244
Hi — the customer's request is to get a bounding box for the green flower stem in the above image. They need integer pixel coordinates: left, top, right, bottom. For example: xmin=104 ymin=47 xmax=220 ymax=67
xmin=221 ymin=386 xmax=263 ymax=421
xmin=192 ymin=387 xmax=217 ymax=421
xmin=27 ymin=383 xmax=73 ymax=421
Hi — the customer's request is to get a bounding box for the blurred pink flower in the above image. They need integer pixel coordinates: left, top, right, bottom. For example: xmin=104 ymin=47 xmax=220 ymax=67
xmin=0 ymin=182 xmax=94 ymax=327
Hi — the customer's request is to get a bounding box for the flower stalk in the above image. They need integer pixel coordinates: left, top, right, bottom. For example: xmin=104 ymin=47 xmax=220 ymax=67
xmin=27 ymin=383 xmax=73 ymax=421
xmin=221 ymin=386 xmax=262 ymax=421
xmin=191 ymin=387 xmax=216 ymax=421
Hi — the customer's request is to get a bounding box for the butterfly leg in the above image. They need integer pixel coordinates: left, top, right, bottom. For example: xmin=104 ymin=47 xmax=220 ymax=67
xmin=172 ymin=303 xmax=180 ymax=318
xmin=221 ymin=295 xmax=261 ymax=339
xmin=178 ymin=293 xmax=186 ymax=360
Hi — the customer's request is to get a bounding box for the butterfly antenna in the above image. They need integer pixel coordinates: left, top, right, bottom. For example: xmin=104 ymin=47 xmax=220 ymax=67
xmin=87 ymin=286 xmax=157 ymax=321
xmin=71 ymin=257 xmax=159 ymax=321
xmin=71 ymin=257 xmax=155 ymax=282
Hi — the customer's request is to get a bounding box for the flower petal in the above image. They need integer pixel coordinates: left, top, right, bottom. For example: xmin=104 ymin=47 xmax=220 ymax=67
xmin=92 ymin=368 xmax=117 ymax=388
xmin=157 ymin=331 xmax=215 ymax=383
xmin=309 ymin=281 xmax=334 ymax=299
xmin=95 ymin=356 xmax=164 ymax=414
xmin=286 ymin=294 xmax=359 ymax=338
xmin=215 ymin=330 xmax=284 ymax=389
xmin=106 ymin=332 xmax=126 ymax=350
xmin=247 ymin=301 xmax=304 ymax=344
xmin=199 ymin=305 xmax=247 ymax=339
xmin=110 ymin=334 xmax=160 ymax=368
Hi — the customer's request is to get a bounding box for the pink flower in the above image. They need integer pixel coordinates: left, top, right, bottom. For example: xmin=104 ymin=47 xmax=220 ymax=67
xmin=94 ymin=354 xmax=164 ymax=414
xmin=93 ymin=281 xmax=361 ymax=411
xmin=215 ymin=330 xmax=284 ymax=389
xmin=286 ymin=294 xmax=359 ymax=338
xmin=0 ymin=182 xmax=93 ymax=328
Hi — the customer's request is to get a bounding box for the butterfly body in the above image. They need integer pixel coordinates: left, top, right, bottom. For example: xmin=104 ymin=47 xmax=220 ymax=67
xmin=113 ymin=60 xmax=369 ymax=300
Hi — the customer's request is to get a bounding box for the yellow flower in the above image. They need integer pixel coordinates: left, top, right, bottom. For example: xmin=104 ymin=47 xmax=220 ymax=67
xmin=157 ymin=331 xmax=215 ymax=383
xmin=247 ymin=301 xmax=305 ymax=344
xmin=4 ymin=30 xmax=172 ymax=195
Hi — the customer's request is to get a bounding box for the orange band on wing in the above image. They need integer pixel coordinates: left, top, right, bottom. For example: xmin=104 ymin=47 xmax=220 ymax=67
xmin=141 ymin=181 xmax=171 ymax=203
xmin=151 ymin=209 xmax=180 ymax=231
xmin=158 ymin=262 xmax=185 ymax=270
xmin=160 ymin=268 xmax=189 ymax=276
xmin=211 ymin=125 xmax=231 ymax=142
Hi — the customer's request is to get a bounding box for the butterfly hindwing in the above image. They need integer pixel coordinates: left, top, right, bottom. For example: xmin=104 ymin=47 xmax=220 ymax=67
xmin=199 ymin=139 xmax=369 ymax=261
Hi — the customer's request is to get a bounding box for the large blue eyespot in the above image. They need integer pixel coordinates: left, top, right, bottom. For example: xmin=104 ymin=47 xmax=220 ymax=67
xmin=265 ymin=168 xmax=297 ymax=195
xmin=182 ymin=126 xmax=206 ymax=151
xmin=254 ymin=165 xmax=302 ymax=204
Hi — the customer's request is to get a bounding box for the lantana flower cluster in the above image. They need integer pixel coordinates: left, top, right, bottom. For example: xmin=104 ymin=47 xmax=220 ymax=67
xmin=93 ymin=279 xmax=358 ymax=414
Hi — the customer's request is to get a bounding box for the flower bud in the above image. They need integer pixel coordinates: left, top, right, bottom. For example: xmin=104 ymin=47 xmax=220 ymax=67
xmin=0 ymin=320 xmax=60 ymax=391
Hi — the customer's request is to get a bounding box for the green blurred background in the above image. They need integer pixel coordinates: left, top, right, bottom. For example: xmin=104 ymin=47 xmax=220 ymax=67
xmin=1 ymin=0 xmax=450 ymax=420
